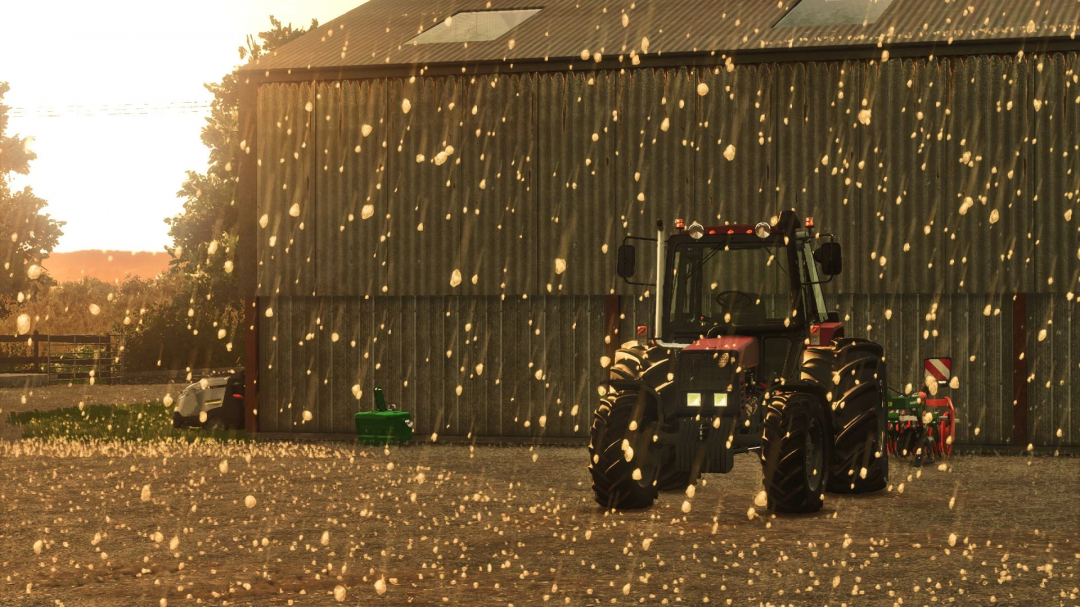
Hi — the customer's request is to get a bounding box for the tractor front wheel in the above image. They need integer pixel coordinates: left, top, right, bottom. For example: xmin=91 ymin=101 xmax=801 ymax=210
xmin=589 ymin=392 xmax=663 ymax=509
xmin=760 ymin=389 xmax=828 ymax=514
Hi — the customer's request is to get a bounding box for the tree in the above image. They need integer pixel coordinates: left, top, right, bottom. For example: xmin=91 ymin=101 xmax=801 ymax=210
xmin=166 ymin=15 xmax=316 ymax=296
xmin=124 ymin=17 xmax=315 ymax=370
xmin=0 ymin=82 xmax=65 ymax=321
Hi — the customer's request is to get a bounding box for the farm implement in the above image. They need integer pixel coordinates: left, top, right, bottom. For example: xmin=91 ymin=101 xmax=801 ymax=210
xmin=886 ymin=390 xmax=956 ymax=465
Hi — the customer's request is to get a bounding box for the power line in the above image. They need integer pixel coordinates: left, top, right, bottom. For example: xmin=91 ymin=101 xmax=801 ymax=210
xmin=7 ymin=101 xmax=213 ymax=118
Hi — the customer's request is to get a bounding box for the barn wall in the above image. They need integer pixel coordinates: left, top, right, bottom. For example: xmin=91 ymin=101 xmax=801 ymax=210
xmin=254 ymin=52 xmax=1080 ymax=445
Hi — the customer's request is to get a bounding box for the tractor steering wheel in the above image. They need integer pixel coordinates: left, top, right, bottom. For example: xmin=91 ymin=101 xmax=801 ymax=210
xmin=713 ymin=290 xmax=755 ymax=312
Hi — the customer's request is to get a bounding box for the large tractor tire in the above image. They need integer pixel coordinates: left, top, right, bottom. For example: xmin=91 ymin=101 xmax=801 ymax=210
xmin=590 ymin=344 xmax=690 ymax=508
xmin=803 ymin=338 xmax=889 ymax=494
xmin=588 ymin=391 xmax=662 ymax=509
xmin=760 ymin=388 xmax=828 ymax=514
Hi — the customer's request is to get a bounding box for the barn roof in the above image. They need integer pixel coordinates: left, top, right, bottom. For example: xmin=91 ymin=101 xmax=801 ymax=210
xmin=243 ymin=0 xmax=1080 ymax=74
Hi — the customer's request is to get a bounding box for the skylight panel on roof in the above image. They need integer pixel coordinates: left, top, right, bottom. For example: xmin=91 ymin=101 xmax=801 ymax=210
xmin=774 ymin=0 xmax=894 ymax=28
xmin=410 ymin=9 xmax=541 ymax=44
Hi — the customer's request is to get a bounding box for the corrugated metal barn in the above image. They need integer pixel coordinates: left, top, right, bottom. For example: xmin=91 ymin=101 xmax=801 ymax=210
xmin=236 ymin=0 xmax=1080 ymax=447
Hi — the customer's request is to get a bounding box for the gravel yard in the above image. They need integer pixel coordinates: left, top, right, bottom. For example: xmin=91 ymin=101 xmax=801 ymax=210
xmin=0 ymin=435 xmax=1076 ymax=606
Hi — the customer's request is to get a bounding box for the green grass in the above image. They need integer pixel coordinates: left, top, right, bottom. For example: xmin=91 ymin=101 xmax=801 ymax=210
xmin=6 ymin=402 xmax=249 ymax=443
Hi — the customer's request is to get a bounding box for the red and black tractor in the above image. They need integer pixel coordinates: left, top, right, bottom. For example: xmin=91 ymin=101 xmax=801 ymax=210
xmin=589 ymin=210 xmax=888 ymax=513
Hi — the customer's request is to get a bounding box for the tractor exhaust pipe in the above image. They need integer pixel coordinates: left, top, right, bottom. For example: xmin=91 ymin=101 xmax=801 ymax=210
xmin=654 ymin=218 xmax=664 ymax=339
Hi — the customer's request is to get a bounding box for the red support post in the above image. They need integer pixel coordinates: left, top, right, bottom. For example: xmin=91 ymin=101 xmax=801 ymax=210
xmin=604 ymin=294 xmax=620 ymax=367
xmin=1012 ymin=293 xmax=1028 ymax=447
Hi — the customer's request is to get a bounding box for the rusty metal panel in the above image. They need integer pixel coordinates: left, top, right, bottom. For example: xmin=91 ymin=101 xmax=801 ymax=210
xmin=537 ymin=71 xmax=618 ymax=295
xmin=1032 ymin=53 xmax=1080 ymax=295
xmin=695 ymin=63 xmax=776 ymax=223
xmin=859 ymin=58 xmax=946 ymax=294
xmin=256 ymin=83 xmax=317 ymax=297
xmin=776 ymin=61 xmax=863 ymax=293
xmin=1028 ymin=294 xmax=1080 ymax=447
xmin=315 ymin=80 xmax=388 ymax=297
xmin=615 ymin=68 xmax=697 ymax=292
xmin=940 ymin=55 xmax=1033 ymax=294
xmin=385 ymin=77 xmax=464 ymax=295
xmin=461 ymin=73 xmax=538 ymax=295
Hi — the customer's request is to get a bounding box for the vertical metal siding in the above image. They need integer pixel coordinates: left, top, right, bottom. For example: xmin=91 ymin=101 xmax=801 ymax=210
xmin=1032 ymin=53 xmax=1080 ymax=295
xmin=859 ymin=59 xmax=945 ymax=294
xmin=1027 ymin=294 xmax=1080 ymax=447
xmin=940 ymin=55 xmax=1033 ymax=294
xmin=385 ymin=77 xmax=464 ymax=295
xmin=255 ymin=53 xmax=1079 ymax=445
xmin=256 ymin=84 xmax=317 ymax=297
xmin=537 ymin=71 xmax=618 ymax=295
xmin=775 ymin=61 xmax=863 ymax=294
xmin=694 ymin=63 xmax=777 ymax=223
xmin=614 ymin=68 xmax=696 ymax=290
xmin=460 ymin=73 xmax=539 ymax=296
xmin=257 ymin=297 xmax=321 ymax=432
xmin=315 ymin=80 xmax=388 ymax=297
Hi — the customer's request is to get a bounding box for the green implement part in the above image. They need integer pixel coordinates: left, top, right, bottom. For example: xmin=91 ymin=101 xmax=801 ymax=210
xmin=355 ymin=387 xmax=413 ymax=446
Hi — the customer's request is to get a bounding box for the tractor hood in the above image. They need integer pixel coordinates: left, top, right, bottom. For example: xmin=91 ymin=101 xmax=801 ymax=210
xmin=683 ymin=336 xmax=759 ymax=368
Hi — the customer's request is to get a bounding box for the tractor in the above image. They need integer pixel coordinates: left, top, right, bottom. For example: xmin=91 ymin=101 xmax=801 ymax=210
xmin=589 ymin=210 xmax=889 ymax=513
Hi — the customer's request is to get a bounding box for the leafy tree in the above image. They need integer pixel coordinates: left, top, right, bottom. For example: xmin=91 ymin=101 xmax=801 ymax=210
xmin=127 ymin=16 xmax=315 ymax=370
xmin=0 ymin=82 xmax=65 ymax=320
xmin=166 ymin=15 xmax=316 ymax=295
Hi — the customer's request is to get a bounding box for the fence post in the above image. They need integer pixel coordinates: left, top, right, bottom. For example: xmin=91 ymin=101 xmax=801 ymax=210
xmin=33 ymin=331 xmax=40 ymax=373
xmin=104 ymin=335 xmax=113 ymax=385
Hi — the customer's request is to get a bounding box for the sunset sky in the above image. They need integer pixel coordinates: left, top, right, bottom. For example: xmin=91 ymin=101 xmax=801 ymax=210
xmin=1 ymin=0 xmax=362 ymax=253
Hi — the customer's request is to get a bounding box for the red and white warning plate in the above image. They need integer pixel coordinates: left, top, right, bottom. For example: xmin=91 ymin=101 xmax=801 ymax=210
xmin=924 ymin=357 xmax=952 ymax=383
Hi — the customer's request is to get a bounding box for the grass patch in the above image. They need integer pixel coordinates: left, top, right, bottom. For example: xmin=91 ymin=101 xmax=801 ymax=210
xmin=6 ymin=402 xmax=249 ymax=442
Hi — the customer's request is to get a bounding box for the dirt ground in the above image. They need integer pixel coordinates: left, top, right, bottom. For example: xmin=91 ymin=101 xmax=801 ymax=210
xmin=0 ymin=434 xmax=1077 ymax=607
xmin=0 ymin=383 xmax=179 ymax=439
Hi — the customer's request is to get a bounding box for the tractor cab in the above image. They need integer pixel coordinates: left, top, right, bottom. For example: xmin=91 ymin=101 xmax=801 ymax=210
xmin=617 ymin=209 xmax=844 ymax=384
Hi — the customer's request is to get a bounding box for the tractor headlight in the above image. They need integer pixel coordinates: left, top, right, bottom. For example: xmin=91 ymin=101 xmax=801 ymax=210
xmin=754 ymin=222 xmax=771 ymax=239
xmin=714 ymin=393 xmax=728 ymax=408
xmin=688 ymin=221 xmax=705 ymax=240
xmin=686 ymin=393 xmax=702 ymax=408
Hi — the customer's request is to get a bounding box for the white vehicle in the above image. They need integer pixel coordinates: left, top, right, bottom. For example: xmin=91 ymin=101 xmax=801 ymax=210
xmin=172 ymin=370 xmax=245 ymax=430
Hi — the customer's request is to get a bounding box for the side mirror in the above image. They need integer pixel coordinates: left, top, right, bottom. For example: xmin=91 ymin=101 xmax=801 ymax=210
xmin=617 ymin=244 xmax=637 ymax=279
xmin=814 ymin=242 xmax=842 ymax=275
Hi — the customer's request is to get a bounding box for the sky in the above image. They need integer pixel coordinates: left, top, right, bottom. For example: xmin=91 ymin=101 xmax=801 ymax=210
xmin=0 ymin=0 xmax=363 ymax=252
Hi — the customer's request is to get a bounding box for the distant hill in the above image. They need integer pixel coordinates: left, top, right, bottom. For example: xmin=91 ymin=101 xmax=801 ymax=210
xmin=43 ymin=250 xmax=173 ymax=284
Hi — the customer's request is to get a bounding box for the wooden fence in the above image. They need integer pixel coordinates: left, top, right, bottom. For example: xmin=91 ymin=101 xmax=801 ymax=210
xmin=0 ymin=332 xmax=123 ymax=384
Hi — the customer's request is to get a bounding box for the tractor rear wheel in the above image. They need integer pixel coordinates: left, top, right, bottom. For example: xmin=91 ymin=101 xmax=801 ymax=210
xmin=760 ymin=389 xmax=828 ymax=514
xmin=826 ymin=338 xmax=889 ymax=494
